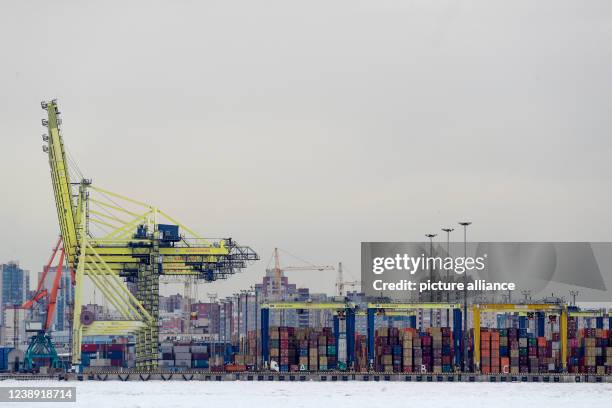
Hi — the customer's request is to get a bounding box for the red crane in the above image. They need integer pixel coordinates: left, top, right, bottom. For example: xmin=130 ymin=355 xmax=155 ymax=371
xmin=21 ymin=237 xmax=71 ymax=371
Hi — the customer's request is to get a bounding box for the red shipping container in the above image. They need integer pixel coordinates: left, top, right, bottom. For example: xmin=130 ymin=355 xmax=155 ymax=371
xmin=81 ymin=344 xmax=98 ymax=352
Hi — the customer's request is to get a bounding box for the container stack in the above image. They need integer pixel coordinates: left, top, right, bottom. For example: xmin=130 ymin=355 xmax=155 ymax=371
xmin=191 ymin=345 xmax=209 ymax=369
xmin=159 ymin=342 xmax=174 ymax=368
xmin=508 ymin=328 xmax=520 ymax=374
xmin=491 ymin=331 xmax=500 ymax=374
xmin=266 ymin=326 xmax=337 ymax=371
xmin=246 ymin=330 xmax=258 ymax=367
xmin=479 ymin=328 xmax=561 ymax=373
xmin=173 ymin=344 xmax=191 ymax=368
xmin=317 ymin=328 xmax=337 ymax=371
xmin=427 ymin=327 xmax=453 ymax=373
xmin=280 ymin=326 xmax=293 ymax=371
xmin=318 ymin=334 xmax=328 ymax=371
xmin=354 ymin=334 xmax=368 ymax=372
xmin=308 ymin=330 xmax=318 ymax=371
xmin=374 ymin=327 xmax=391 ymax=372
xmin=499 ymin=329 xmax=510 ymax=373
xmin=568 ymin=328 xmax=611 ymax=374
xmin=421 ymin=332 xmax=432 ymax=372
xmin=400 ymin=328 xmax=415 ymax=372
xmin=81 ymin=343 xmax=127 ymax=368
xmin=235 ymin=332 xmax=256 ymax=369
xmin=159 ymin=342 xmax=215 ymax=370
xmin=297 ymin=330 xmax=309 ymax=370
xmin=413 ymin=332 xmax=423 ymax=371
xmin=374 ymin=326 xmax=454 ymax=373
xmin=480 ymin=330 xmax=491 ymax=374
xmin=269 ymin=326 xmax=280 ymax=368
xmin=607 ymin=333 xmax=612 ymax=374
xmin=209 ymin=354 xmax=225 ymax=371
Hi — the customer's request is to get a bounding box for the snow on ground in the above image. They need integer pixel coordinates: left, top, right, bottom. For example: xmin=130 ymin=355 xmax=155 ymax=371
xmin=1 ymin=380 xmax=612 ymax=408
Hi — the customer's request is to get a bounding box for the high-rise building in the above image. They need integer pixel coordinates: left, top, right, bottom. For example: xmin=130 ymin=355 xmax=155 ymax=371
xmin=0 ymin=262 xmax=29 ymax=325
xmin=257 ymin=268 xmax=297 ymax=300
xmin=159 ymin=293 xmax=184 ymax=313
xmin=191 ymin=302 xmax=220 ymax=334
xmin=1 ymin=306 xmax=27 ymax=349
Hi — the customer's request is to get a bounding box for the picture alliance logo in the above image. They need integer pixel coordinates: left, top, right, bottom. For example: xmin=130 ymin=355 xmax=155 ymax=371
xmin=372 ymin=253 xmax=487 ymax=275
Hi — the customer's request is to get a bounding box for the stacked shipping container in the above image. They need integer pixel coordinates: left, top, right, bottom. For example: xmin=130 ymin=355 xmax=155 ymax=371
xmin=375 ymin=327 xmax=454 ymax=373
xmin=568 ymin=327 xmax=612 ymax=374
xmin=267 ymin=326 xmax=337 ymax=371
xmin=81 ymin=343 xmax=129 ymax=368
xmin=160 ymin=342 xmax=225 ymax=369
xmin=479 ymin=328 xmax=561 ymax=374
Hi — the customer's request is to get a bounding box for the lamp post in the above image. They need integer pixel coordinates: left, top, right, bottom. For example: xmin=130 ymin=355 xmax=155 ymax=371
xmin=458 ymin=221 xmax=471 ymax=372
xmin=425 ymin=234 xmax=437 ymax=327
xmin=207 ymin=292 xmax=217 ymax=360
xmin=253 ymin=286 xmax=259 ymax=370
xmin=241 ymin=289 xmax=249 ymax=338
xmin=235 ymin=293 xmax=241 ymax=346
xmin=441 ymin=227 xmax=454 ymax=325
xmin=569 ymin=290 xmax=579 ymax=306
xmin=425 ymin=234 xmax=437 ymax=300
xmin=521 ymin=290 xmax=532 ymax=303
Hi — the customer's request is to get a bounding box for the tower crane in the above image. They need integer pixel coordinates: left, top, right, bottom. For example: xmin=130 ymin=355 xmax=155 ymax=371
xmin=269 ymin=247 xmax=334 ymax=300
xmin=39 ymin=99 xmax=259 ymax=370
xmin=335 ymin=262 xmax=361 ymax=297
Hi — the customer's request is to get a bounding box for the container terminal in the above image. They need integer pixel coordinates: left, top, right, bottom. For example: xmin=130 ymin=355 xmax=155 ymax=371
xmin=1 ymin=100 xmax=611 ymax=383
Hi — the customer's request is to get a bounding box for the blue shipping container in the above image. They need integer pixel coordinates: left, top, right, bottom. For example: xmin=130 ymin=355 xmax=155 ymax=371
xmin=193 ymin=360 xmax=209 ymax=368
xmin=0 ymin=348 xmax=13 ymax=371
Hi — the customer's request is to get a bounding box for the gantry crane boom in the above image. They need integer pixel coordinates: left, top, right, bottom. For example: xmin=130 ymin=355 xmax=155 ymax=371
xmin=40 ymin=99 xmax=259 ymax=369
xmin=43 ymin=102 xmax=78 ymax=268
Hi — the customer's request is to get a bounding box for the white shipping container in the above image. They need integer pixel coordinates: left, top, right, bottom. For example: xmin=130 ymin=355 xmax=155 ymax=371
xmin=174 ymin=346 xmax=190 ymax=353
xmin=174 ymin=359 xmax=191 ymax=367
xmin=338 ymin=337 xmax=347 ymax=363
xmin=90 ymin=358 xmax=111 ymax=367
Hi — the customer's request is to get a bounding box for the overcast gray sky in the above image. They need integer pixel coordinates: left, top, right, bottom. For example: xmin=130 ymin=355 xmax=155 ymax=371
xmin=1 ymin=1 xmax=611 ymax=299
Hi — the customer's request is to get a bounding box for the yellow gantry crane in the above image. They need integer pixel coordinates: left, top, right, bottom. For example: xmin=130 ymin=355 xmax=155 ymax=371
xmin=41 ymin=100 xmax=258 ymax=370
xmin=472 ymin=303 xmax=568 ymax=372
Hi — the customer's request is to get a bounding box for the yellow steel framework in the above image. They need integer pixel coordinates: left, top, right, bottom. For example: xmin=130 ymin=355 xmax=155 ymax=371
xmin=41 ymin=100 xmax=258 ymax=370
xmin=262 ymin=302 xmax=353 ymax=310
xmin=368 ymin=303 xmax=462 ymax=310
xmin=472 ymin=303 xmax=568 ymax=372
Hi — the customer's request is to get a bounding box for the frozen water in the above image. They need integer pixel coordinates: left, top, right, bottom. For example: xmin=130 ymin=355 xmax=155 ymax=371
xmin=1 ymin=379 xmax=611 ymax=408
